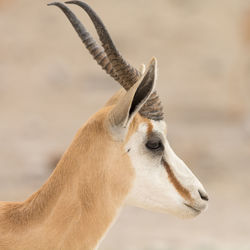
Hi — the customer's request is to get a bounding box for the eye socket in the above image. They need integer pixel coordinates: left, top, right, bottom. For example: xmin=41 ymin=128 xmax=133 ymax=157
xmin=146 ymin=138 xmax=164 ymax=152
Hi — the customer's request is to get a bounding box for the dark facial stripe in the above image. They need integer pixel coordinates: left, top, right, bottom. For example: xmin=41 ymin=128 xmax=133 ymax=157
xmin=162 ymin=159 xmax=192 ymax=201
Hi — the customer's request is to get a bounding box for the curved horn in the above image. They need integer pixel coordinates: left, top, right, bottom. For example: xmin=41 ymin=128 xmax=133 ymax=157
xmin=47 ymin=2 xmax=119 ymax=81
xmin=65 ymin=1 xmax=164 ymax=120
xmin=65 ymin=0 xmax=140 ymax=91
xmin=48 ymin=1 xmax=164 ymax=120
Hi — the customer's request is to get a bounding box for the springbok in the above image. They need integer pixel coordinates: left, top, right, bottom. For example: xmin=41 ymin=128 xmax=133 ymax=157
xmin=0 ymin=1 xmax=209 ymax=249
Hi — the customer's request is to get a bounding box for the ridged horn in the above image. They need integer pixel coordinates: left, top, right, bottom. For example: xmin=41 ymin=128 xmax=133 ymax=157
xmin=65 ymin=0 xmax=140 ymax=91
xmin=48 ymin=1 xmax=164 ymax=120
xmin=47 ymin=2 xmax=119 ymax=81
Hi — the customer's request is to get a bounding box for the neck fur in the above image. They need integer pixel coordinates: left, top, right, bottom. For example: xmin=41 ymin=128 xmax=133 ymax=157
xmin=0 ymin=112 xmax=135 ymax=250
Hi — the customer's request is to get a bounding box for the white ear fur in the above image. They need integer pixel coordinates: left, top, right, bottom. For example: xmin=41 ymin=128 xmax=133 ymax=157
xmin=139 ymin=64 xmax=146 ymax=74
xmin=107 ymin=57 xmax=157 ymax=140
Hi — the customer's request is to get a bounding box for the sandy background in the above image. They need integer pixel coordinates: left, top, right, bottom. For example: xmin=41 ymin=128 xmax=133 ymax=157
xmin=0 ymin=0 xmax=250 ymax=249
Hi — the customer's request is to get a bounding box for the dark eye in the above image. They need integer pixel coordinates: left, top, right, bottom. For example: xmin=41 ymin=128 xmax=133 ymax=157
xmin=146 ymin=139 xmax=163 ymax=151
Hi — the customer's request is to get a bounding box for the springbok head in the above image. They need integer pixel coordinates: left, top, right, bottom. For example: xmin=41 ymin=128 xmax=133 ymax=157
xmin=49 ymin=1 xmax=208 ymax=218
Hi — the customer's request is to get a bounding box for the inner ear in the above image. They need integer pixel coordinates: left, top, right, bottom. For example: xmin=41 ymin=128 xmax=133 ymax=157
xmin=129 ymin=60 xmax=156 ymax=117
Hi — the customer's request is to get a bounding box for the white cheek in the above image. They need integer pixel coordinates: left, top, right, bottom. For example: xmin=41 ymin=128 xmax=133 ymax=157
xmin=125 ymin=122 xmax=183 ymax=215
xmin=125 ymin=120 xmax=208 ymax=218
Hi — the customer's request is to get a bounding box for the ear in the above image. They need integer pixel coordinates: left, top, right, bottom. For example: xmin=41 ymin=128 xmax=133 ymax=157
xmin=107 ymin=57 xmax=157 ymax=139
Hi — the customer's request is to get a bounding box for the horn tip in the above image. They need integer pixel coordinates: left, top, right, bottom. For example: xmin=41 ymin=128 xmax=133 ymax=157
xmin=47 ymin=2 xmax=61 ymax=6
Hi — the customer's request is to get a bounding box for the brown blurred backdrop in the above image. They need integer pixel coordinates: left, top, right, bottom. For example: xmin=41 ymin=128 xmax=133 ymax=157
xmin=0 ymin=0 xmax=250 ymax=249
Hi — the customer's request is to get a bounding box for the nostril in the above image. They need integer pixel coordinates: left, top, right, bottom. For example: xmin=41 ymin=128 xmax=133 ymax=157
xmin=198 ymin=189 xmax=209 ymax=201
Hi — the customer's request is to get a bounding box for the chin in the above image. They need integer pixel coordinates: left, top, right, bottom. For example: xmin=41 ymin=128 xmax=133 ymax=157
xmin=176 ymin=209 xmax=201 ymax=219
xmin=170 ymin=204 xmax=203 ymax=219
xmin=143 ymin=203 xmax=203 ymax=219
xmin=127 ymin=197 xmax=206 ymax=219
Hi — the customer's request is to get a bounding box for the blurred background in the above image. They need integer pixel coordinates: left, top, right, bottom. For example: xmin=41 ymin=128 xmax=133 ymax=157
xmin=0 ymin=0 xmax=250 ymax=249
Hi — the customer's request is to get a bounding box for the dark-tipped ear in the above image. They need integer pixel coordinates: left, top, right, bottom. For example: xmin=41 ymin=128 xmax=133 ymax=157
xmin=107 ymin=57 xmax=157 ymax=139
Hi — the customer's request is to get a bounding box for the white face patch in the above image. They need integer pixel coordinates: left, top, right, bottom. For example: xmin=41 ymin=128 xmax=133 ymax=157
xmin=125 ymin=120 xmax=208 ymax=218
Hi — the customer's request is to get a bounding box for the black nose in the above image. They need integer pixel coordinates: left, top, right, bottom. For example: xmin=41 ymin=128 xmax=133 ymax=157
xmin=198 ymin=189 xmax=209 ymax=201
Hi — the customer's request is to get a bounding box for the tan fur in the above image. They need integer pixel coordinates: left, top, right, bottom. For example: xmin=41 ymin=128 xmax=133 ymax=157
xmin=0 ymin=58 xmax=158 ymax=249
xmin=0 ymin=105 xmax=147 ymax=250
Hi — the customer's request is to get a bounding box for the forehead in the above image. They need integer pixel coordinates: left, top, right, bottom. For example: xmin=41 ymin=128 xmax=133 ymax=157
xmin=139 ymin=120 xmax=167 ymax=137
xmin=126 ymin=114 xmax=167 ymax=142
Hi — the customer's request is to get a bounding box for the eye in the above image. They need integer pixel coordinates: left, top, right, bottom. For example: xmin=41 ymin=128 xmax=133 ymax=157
xmin=146 ymin=138 xmax=164 ymax=151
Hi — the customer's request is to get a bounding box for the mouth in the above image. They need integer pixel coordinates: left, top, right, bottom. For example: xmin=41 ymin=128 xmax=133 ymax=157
xmin=184 ymin=203 xmax=201 ymax=213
